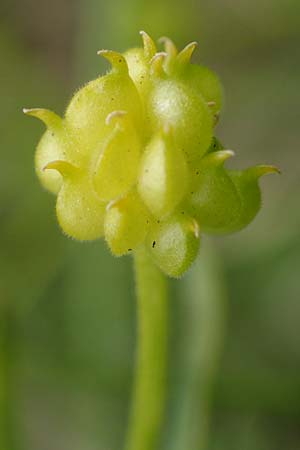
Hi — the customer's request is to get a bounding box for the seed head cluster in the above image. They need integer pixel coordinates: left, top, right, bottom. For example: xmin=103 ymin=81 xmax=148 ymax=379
xmin=25 ymin=32 xmax=278 ymax=277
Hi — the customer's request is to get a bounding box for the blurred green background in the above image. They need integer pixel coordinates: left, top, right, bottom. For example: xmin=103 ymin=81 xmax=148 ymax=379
xmin=1 ymin=0 xmax=300 ymax=449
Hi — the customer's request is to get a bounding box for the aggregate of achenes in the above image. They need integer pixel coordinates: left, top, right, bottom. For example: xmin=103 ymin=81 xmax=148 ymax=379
xmin=25 ymin=32 xmax=278 ymax=278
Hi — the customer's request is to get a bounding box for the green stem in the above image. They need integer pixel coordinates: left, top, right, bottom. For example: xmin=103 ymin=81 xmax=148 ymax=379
xmin=125 ymin=246 xmax=168 ymax=450
xmin=167 ymin=241 xmax=226 ymax=450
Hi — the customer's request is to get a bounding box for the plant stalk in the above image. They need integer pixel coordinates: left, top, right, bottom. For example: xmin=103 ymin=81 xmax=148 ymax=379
xmin=167 ymin=241 xmax=226 ymax=450
xmin=125 ymin=246 xmax=168 ymax=450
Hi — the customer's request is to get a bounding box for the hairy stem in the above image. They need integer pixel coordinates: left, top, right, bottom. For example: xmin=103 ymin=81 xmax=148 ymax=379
xmin=125 ymin=246 xmax=168 ymax=450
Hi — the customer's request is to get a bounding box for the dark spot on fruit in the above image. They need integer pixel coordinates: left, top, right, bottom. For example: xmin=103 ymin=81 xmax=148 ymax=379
xmin=128 ymin=248 xmax=132 ymax=252
xmin=152 ymin=241 xmax=156 ymax=248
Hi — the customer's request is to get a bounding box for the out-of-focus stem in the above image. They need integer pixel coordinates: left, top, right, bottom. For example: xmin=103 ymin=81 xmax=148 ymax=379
xmin=167 ymin=241 xmax=226 ymax=450
xmin=125 ymin=246 xmax=168 ymax=450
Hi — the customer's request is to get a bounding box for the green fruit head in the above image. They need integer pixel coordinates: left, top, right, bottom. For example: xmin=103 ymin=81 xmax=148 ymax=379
xmin=25 ymin=32 xmax=279 ymax=278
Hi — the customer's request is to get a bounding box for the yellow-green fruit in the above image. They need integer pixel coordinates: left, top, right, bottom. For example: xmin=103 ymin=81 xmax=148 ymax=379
xmin=104 ymin=192 xmax=151 ymax=256
xmin=45 ymin=161 xmax=105 ymax=240
xmin=65 ymin=52 xmax=143 ymax=160
xmin=187 ymin=151 xmax=241 ymax=234
xmin=183 ymin=65 xmax=223 ymax=116
xmin=93 ymin=112 xmax=141 ymax=201
xmin=123 ymin=31 xmax=156 ymax=96
xmin=35 ymin=130 xmax=64 ymax=194
xmin=124 ymin=48 xmax=152 ymax=98
xmin=148 ymin=79 xmax=213 ymax=162
xmin=138 ymin=128 xmax=188 ymax=218
xmin=24 ymin=108 xmax=67 ymax=194
xmin=227 ymin=165 xmax=280 ymax=232
xmin=147 ymin=214 xmax=200 ymax=277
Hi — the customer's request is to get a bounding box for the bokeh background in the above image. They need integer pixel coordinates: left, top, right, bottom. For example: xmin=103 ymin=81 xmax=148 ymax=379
xmin=1 ymin=0 xmax=300 ymax=449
